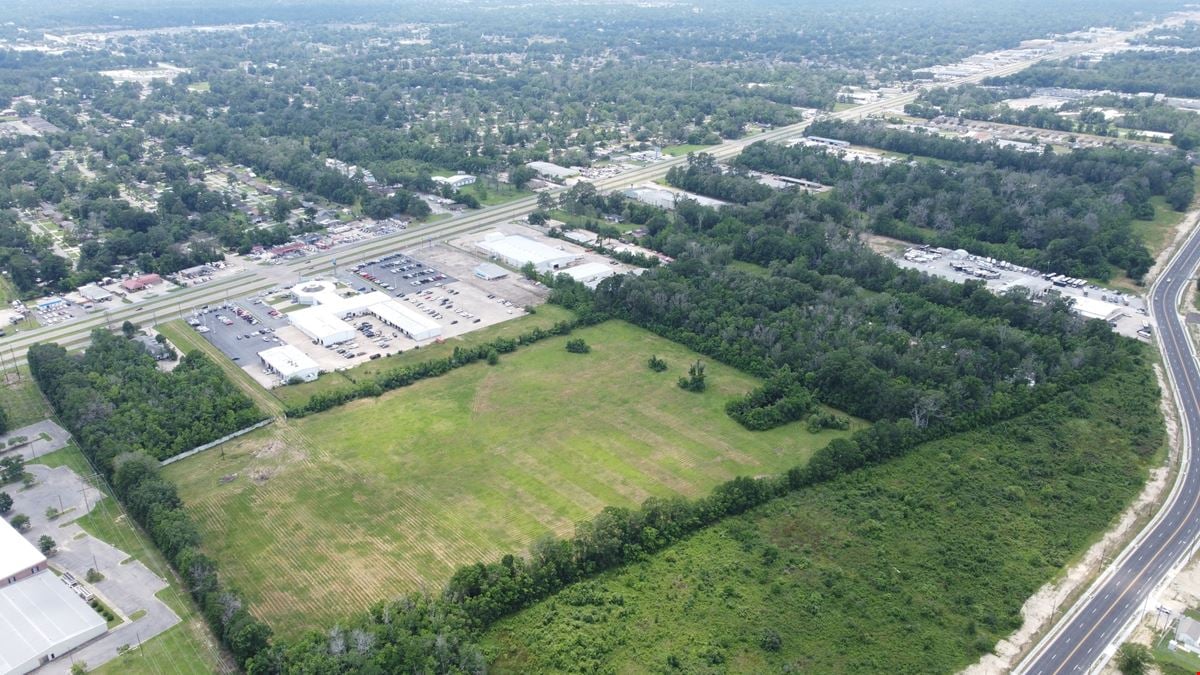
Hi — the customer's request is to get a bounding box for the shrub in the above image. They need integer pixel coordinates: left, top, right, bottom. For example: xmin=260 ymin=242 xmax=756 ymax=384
xmin=566 ymin=338 xmax=591 ymax=354
xmin=647 ymin=355 xmax=668 ymax=372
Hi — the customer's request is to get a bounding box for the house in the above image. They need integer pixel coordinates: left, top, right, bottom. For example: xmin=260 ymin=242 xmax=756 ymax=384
xmin=134 ymin=335 xmax=172 ymax=361
xmin=120 ymin=274 xmax=163 ymax=292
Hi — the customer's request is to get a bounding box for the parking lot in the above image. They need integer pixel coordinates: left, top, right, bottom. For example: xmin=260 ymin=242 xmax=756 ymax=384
xmin=188 ymin=298 xmax=290 ymax=366
xmin=347 ymin=252 xmax=458 ymax=294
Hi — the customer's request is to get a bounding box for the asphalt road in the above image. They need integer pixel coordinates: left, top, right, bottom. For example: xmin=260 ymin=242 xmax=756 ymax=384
xmin=1017 ymin=215 xmax=1200 ymax=674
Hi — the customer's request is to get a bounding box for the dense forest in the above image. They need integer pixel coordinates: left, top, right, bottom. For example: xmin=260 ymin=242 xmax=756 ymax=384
xmin=735 ymin=122 xmax=1194 ymax=279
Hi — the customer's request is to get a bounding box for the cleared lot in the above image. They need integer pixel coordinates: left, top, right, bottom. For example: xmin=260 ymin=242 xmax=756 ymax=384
xmin=164 ymin=320 xmax=863 ymax=638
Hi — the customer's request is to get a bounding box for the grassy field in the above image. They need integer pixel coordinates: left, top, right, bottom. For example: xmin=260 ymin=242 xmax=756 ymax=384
xmin=663 ymin=144 xmax=716 ymax=157
xmin=31 ymin=443 xmax=234 ymax=674
xmin=0 ymin=367 xmax=54 ymax=428
xmin=457 ymin=180 xmax=533 ymax=207
xmin=483 ymin=364 xmax=1162 ymax=673
xmin=164 ymin=320 xmax=861 ymax=637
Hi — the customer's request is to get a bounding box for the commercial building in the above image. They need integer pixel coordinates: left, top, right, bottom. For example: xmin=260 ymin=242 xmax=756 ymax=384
xmin=78 ymin=285 xmax=112 ymax=303
xmin=560 ymin=262 xmax=617 ymax=287
xmin=0 ymin=520 xmax=106 ymax=675
xmin=478 ymin=233 xmax=580 ymax=273
xmin=134 ymin=335 xmax=173 ymax=361
xmin=286 ymin=280 xmax=442 ymax=344
xmin=432 ymin=174 xmax=476 ymax=190
xmin=259 ymin=344 xmax=320 ymax=383
xmin=34 ymin=297 xmax=64 ymax=312
xmin=526 ymin=161 xmax=579 ymax=181
xmin=290 ymin=306 xmax=357 ymax=346
xmin=120 ymin=274 xmax=163 ymax=292
xmin=473 ymin=263 xmax=508 ymax=280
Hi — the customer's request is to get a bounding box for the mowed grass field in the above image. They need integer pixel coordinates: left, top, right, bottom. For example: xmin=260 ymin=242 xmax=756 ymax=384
xmin=164 ymin=320 xmax=861 ymax=637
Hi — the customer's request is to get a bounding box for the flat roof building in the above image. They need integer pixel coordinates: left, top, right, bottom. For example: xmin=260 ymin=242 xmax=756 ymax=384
xmin=526 ymin=161 xmax=579 ymax=181
xmin=291 ymin=306 xmax=357 ymax=346
xmin=78 ymin=285 xmax=112 ymax=302
xmin=478 ymin=233 xmax=580 ymax=273
xmin=285 ymin=281 xmax=442 ymax=344
xmin=0 ymin=519 xmax=105 ymax=674
xmin=259 ymin=344 xmax=320 ymax=383
xmin=0 ymin=573 xmax=107 ymax=675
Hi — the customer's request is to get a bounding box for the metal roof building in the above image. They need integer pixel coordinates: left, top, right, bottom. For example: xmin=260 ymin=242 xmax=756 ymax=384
xmin=478 ymin=233 xmax=580 ymax=273
xmin=0 ymin=573 xmax=107 ymax=674
xmin=0 ymin=519 xmax=106 ymax=675
xmin=259 ymin=344 xmax=320 ymax=383
xmin=290 ymin=306 xmax=357 ymax=346
xmin=560 ymin=262 xmax=618 ymax=288
xmin=526 ymin=161 xmax=579 ymax=180
xmin=1070 ymin=296 xmax=1123 ymax=323
xmin=473 ymin=263 xmax=508 ymax=280
xmin=0 ymin=520 xmax=45 ymax=586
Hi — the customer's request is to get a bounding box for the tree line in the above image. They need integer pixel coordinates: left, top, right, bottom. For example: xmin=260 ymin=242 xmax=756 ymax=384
xmin=27 ymin=330 xmax=271 ymax=669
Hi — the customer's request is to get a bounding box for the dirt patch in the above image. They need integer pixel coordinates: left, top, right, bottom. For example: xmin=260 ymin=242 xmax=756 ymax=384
xmin=254 ymin=440 xmax=286 ymax=459
xmin=250 ymin=468 xmax=275 ymax=485
xmin=963 ymin=364 xmax=1180 ymax=674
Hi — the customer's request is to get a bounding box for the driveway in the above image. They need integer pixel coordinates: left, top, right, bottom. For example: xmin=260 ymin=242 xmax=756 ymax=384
xmin=9 ymin=464 xmax=182 ymax=674
xmin=0 ymin=420 xmax=70 ymax=462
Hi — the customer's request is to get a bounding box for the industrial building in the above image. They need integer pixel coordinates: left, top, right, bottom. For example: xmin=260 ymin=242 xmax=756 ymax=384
xmin=259 ymin=344 xmax=320 ymax=382
xmin=478 ymin=233 xmax=580 ymax=273
xmin=560 ymin=262 xmax=617 ymax=288
xmin=286 ymin=280 xmax=442 ymax=344
xmin=526 ymin=161 xmax=579 ymax=181
xmin=432 ymin=174 xmax=476 ymax=190
xmin=0 ymin=520 xmax=106 ymax=675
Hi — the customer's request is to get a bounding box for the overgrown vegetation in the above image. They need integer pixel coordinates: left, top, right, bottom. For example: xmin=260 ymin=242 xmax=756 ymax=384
xmin=484 ymin=362 xmax=1162 ymax=673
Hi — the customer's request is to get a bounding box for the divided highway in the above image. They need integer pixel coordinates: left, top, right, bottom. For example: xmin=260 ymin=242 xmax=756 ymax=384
xmin=1018 ymin=220 xmax=1200 ymax=674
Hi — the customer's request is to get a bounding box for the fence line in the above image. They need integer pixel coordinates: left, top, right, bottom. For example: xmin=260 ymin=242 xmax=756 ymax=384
xmin=160 ymin=418 xmax=274 ymax=466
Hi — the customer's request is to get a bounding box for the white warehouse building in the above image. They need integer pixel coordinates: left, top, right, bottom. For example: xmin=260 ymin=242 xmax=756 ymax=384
xmin=0 ymin=520 xmax=106 ymax=675
xmin=290 ymin=306 xmax=357 ymax=346
xmin=478 ymin=233 xmax=580 ymax=273
xmin=286 ymin=281 xmax=442 ymax=344
xmin=432 ymin=174 xmax=476 ymax=190
xmin=259 ymin=344 xmax=320 ymax=383
xmin=560 ymin=262 xmax=618 ymax=288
